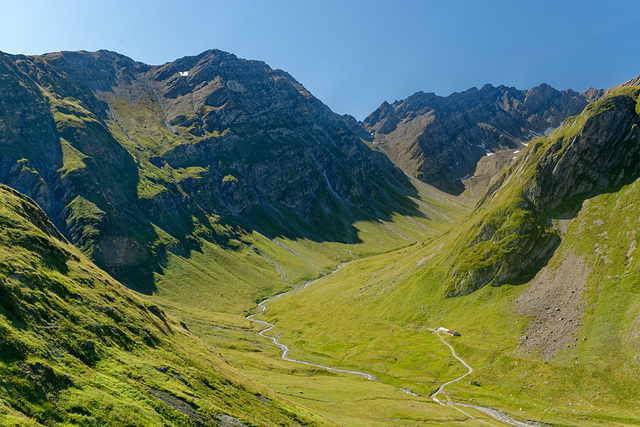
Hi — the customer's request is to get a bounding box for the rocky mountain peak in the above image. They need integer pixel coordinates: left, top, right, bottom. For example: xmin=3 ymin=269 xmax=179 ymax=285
xmin=606 ymin=73 xmax=640 ymax=94
xmin=0 ymin=49 xmax=417 ymax=290
xmin=364 ymin=83 xmax=595 ymax=195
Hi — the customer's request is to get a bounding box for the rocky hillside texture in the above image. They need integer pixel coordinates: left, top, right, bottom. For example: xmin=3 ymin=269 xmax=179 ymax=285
xmin=0 ymin=49 xmax=418 ymax=292
xmin=446 ymin=86 xmax=640 ymax=296
xmin=0 ymin=184 xmax=329 ymax=426
xmin=364 ymin=84 xmax=596 ymax=194
xmin=609 ymin=73 xmax=640 ymax=92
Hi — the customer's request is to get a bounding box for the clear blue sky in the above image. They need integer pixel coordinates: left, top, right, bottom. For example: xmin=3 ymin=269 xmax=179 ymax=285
xmin=2 ymin=0 xmax=639 ymax=119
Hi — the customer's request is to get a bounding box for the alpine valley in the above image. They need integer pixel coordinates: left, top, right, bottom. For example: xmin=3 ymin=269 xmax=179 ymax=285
xmin=0 ymin=49 xmax=639 ymax=427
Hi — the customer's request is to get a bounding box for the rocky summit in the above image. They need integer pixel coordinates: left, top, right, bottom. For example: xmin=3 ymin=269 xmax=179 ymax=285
xmin=0 ymin=49 xmax=416 ymax=290
xmin=364 ymin=84 xmax=597 ymax=194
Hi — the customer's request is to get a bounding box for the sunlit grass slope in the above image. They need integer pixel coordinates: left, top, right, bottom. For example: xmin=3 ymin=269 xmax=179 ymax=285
xmin=254 ymin=89 xmax=640 ymax=426
xmin=0 ymin=184 xmax=333 ymax=426
xmin=135 ymin=177 xmax=471 ymax=426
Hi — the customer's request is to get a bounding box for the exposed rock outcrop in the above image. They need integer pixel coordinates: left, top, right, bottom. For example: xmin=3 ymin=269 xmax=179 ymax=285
xmin=364 ymin=84 xmax=597 ymax=195
xmin=0 ymin=49 xmax=417 ymax=290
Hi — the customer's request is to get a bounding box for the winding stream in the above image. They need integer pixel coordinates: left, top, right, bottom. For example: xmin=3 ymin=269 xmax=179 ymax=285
xmin=247 ymin=268 xmax=543 ymax=427
xmin=247 ymin=296 xmax=377 ymax=381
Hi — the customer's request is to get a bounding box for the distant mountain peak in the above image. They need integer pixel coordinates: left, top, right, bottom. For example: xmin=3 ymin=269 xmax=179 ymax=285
xmin=364 ymin=83 xmax=595 ymax=195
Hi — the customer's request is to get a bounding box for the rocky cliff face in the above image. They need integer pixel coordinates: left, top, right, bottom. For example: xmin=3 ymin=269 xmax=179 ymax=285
xmin=364 ymin=84 xmax=596 ymax=194
xmin=446 ymin=87 xmax=640 ymax=296
xmin=0 ymin=49 xmax=416 ymax=290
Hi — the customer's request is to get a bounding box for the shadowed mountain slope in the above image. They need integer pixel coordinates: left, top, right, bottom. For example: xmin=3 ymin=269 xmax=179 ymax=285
xmin=364 ymin=84 xmax=597 ymax=195
xmin=0 ymin=184 xmax=330 ymax=426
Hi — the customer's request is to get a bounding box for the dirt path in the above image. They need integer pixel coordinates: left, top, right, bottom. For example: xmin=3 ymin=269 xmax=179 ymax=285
xmin=431 ymin=331 xmax=474 ymax=402
xmin=431 ymin=331 xmax=500 ymax=426
xmin=432 ymin=331 xmax=546 ymax=427
xmin=248 ymin=266 xmax=544 ymax=427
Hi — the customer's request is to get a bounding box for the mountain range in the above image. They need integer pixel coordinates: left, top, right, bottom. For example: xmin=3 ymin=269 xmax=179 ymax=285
xmin=0 ymin=49 xmax=424 ymax=293
xmin=364 ymin=83 xmax=603 ymax=195
xmin=1 ymin=48 xmax=639 ymax=426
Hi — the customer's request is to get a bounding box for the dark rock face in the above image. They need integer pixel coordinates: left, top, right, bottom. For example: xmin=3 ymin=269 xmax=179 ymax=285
xmin=446 ymin=88 xmax=640 ymax=296
xmin=0 ymin=49 xmax=416 ymax=290
xmin=526 ymin=95 xmax=640 ymax=212
xmin=364 ymin=84 xmax=595 ymax=194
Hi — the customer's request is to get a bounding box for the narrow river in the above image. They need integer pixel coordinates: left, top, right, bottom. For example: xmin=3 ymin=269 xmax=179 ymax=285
xmin=247 ymin=267 xmax=544 ymax=427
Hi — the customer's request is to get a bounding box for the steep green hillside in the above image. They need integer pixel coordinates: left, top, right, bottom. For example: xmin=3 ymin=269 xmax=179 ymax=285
xmin=0 ymin=184 xmax=331 ymax=426
xmin=253 ymin=88 xmax=640 ymax=426
xmin=0 ymin=49 xmax=448 ymax=309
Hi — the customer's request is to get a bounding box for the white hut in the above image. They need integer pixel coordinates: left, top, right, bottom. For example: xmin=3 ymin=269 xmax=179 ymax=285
xmin=437 ymin=327 xmax=460 ymax=336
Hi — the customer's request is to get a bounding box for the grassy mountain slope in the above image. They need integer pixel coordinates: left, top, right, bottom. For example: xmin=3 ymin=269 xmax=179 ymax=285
xmin=0 ymin=49 xmax=452 ymax=311
xmin=0 ymin=184 xmax=332 ymax=426
xmin=252 ymin=88 xmax=640 ymax=426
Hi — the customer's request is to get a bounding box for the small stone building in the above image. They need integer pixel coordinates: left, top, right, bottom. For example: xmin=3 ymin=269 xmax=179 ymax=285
xmin=437 ymin=327 xmax=460 ymax=336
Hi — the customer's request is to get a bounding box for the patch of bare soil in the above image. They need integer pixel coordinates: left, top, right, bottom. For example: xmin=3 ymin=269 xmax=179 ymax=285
xmin=148 ymin=388 xmax=246 ymax=426
xmin=216 ymin=414 xmax=246 ymax=427
xmin=515 ymin=255 xmax=592 ymax=361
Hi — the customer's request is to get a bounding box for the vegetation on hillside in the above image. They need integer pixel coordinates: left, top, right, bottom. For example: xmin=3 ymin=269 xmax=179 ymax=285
xmin=0 ymin=184 xmax=331 ymax=426
xmin=253 ymin=88 xmax=640 ymax=426
xmin=3 ymin=48 xmax=640 ymax=426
